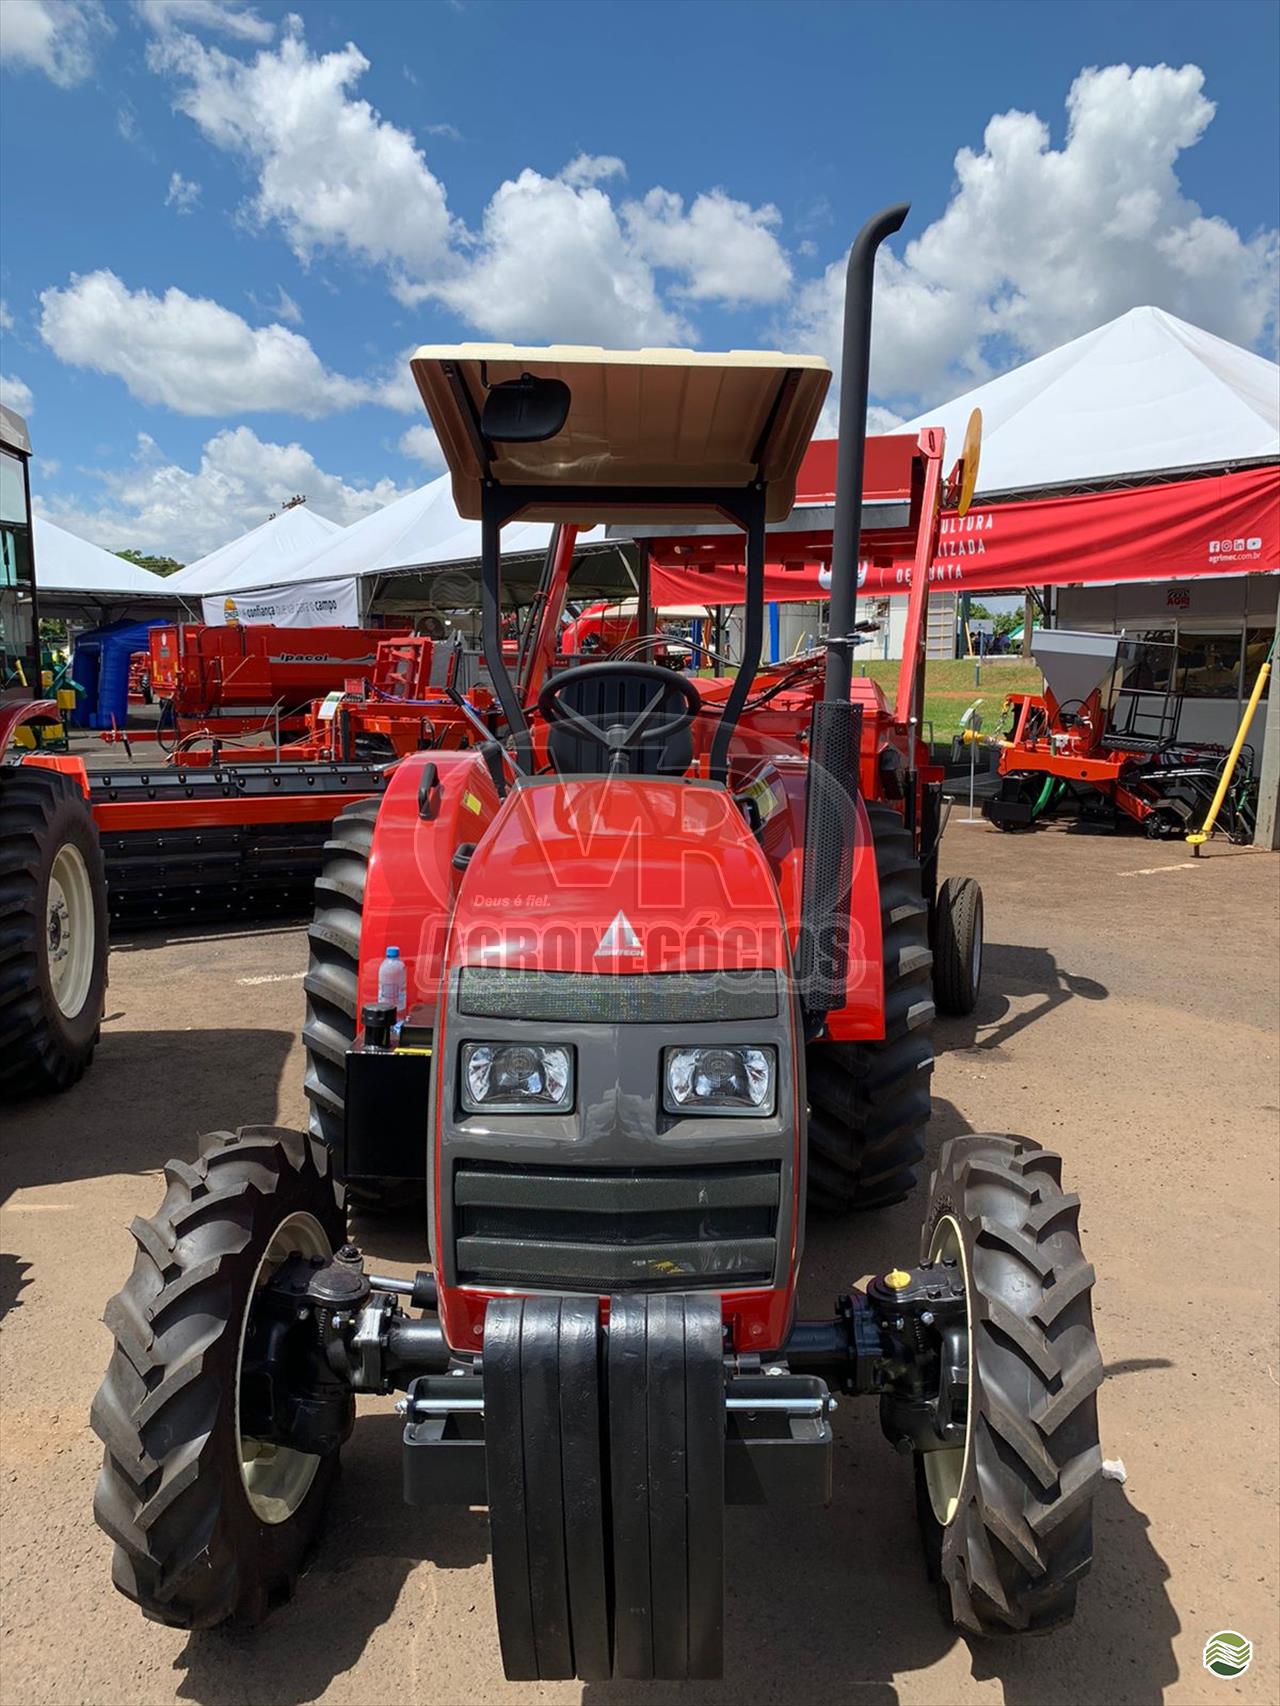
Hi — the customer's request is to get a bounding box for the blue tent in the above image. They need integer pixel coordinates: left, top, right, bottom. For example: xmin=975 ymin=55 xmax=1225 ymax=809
xmin=71 ymin=619 xmax=158 ymax=729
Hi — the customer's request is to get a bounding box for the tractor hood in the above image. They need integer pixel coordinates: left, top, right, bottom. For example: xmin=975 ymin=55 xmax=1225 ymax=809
xmin=448 ymin=776 xmax=789 ymax=974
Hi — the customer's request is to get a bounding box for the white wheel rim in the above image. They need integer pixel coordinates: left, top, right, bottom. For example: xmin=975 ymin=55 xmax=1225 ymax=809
xmin=235 ymin=1210 xmax=332 ymax=1524
xmin=47 ymin=843 xmax=95 ymax=1019
xmin=968 ymin=899 xmax=983 ymax=993
xmin=922 ymin=1213 xmax=974 ymax=1527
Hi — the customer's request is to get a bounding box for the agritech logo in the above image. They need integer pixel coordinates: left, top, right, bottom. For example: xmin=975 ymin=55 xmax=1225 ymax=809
xmin=1203 ymin=1630 xmax=1252 ymax=1677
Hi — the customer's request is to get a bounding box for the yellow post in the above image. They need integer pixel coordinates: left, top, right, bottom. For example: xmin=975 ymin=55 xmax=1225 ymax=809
xmin=1186 ymin=642 xmax=1274 ymax=855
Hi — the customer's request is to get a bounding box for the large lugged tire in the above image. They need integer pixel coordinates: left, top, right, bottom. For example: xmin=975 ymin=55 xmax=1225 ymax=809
xmin=805 ymin=802 xmax=934 ymax=1212
xmin=302 ymin=799 xmax=412 ymax=1211
xmin=914 ymin=1135 xmax=1102 ymax=1634
xmin=91 ymin=1127 xmax=350 ymax=1629
xmin=0 ymin=764 xmax=108 ymax=1096
xmin=931 ymin=875 xmax=983 ymax=1017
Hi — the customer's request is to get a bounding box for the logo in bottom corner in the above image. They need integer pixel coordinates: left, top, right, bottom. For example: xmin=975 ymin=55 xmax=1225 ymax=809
xmin=1203 ymin=1631 xmax=1252 ymax=1678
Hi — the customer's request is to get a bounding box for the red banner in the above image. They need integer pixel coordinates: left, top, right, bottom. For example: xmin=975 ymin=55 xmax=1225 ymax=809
xmin=648 ymin=464 xmax=1278 ymax=605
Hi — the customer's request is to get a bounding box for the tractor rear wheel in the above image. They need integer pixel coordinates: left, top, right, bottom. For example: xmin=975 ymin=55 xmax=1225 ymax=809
xmin=931 ymin=875 xmax=983 ymax=1017
xmin=91 ymin=1127 xmax=350 ymax=1629
xmin=912 ymin=1134 xmax=1102 ymax=1634
xmin=0 ymin=764 xmax=108 ymax=1096
xmin=302 ymin=799 xmax=416 ymax=1211
xmin=805 ymin=802 xmax=934 ymax=1213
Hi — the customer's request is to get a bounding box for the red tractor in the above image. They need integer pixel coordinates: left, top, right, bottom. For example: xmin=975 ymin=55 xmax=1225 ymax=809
xmin=91 ymin=207 xmax=1102 ymax=1679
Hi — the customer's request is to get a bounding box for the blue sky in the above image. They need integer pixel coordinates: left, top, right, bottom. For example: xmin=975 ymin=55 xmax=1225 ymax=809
xmin=1 ymin=0 xmax=1276 ymax=561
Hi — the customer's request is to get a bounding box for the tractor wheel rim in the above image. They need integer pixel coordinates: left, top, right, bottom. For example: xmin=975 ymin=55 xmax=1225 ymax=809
xmin=922 ymin=1213 xmax=974 ymax=1527
xmin=235 ymin=1210 xmax=331 ymax=1525
xmin=969 ymin=898 xmax=983 ymax=993
xmin=47 ymin=844 xmax=95 ymax=1019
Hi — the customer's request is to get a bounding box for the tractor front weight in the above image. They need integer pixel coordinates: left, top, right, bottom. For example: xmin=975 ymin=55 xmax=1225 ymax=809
xmin=237 ymin=1238 xmax=967 ymax=1680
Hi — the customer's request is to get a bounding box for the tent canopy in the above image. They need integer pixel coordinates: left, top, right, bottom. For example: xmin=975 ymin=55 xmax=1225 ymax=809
xmin=34 ymin=516 xmax=177 ymax=597
xmin=167 ymin=504 xmax=342 ymax=596
xmin=642 ymin=306 xmax=1278 ymax=603
xmin=203 ymin=472 xmax=620 ymax=598
xmin=892 ymin=306 xmax=1278 ymax=497
xmin=412 ymin=343 xmax=830 ymax=524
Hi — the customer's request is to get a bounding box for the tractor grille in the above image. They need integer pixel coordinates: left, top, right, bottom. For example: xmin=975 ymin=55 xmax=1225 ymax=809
xmin=452 ymin=1160 xmax=781 ymax=1291
xmin=457 ymin=968 xmax=778 ymax=1023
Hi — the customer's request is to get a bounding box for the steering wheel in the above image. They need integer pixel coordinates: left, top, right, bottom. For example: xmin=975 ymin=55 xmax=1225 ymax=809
xmin=537 ymin=662 xmax=702 ymax=770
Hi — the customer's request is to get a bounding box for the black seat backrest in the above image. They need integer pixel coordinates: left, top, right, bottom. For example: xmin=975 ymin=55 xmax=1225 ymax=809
xmin=547 ymin=671 xmax=694 ymax=777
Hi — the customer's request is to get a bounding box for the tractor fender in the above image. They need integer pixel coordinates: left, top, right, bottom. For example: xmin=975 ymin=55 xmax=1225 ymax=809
xmin=357 ymin=749 xmax=503 ymax=1027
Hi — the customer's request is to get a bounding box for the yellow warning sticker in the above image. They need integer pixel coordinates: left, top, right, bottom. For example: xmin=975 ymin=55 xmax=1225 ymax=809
xmin=462 ymin=790 xmax=483 ymax=815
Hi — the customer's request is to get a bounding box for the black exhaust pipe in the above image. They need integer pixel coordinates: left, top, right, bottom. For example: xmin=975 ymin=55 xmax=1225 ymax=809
xmin=823 ymin=203 xmax=910 ymax=706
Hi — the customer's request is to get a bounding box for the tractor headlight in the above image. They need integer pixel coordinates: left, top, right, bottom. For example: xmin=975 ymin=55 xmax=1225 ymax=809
xmin=460 ymin=1042 xmax=574 ymax=1113
xmin=663 ymin=1045 xmax=776 ymax=1117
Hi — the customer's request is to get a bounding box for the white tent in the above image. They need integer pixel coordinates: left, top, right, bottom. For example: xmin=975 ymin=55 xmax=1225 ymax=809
xmin=34 ymin=516 xmax=176 ymax=596
xmin=167 ymin=504 xmax=343 ymax=595
xmin=894 ymin=306 xmax=1279 ymax=496
xmin=203 ymin=474 xmax=609 ymax=596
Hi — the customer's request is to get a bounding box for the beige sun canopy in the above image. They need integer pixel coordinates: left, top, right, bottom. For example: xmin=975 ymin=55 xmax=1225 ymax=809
xmin=410 ymin=344 xmax=830 ymax=526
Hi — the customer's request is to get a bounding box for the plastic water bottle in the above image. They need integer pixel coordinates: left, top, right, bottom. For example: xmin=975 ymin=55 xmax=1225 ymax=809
xmin=377 ymin=945 xmax=407 ymax=1020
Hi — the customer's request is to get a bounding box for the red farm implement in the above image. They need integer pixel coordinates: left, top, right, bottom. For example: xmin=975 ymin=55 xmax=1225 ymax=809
xmin=90 ymin=205 xmax=1103 ymax=1681
xmin=137 ymin=621 xmax=412 ymax=746
xmin=982 ymin=627 xmax=1259 ymax=839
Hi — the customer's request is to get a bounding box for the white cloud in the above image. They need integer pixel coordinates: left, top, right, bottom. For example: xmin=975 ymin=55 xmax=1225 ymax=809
xmin=561 ymin=153 xmax=626 ymax=189
xmin=165 ymin=169 xmax=201 ymax=213
xmin=1 ymin=374 xmax=34 ymax=417
xmin=398 ymin=424 xmax=444 ymax=470
xmin=43 ymin=425 xmax=409 ymax=560
xmin=785 ymin=63 xmax=1279 ymax=413
xmin=422 ymin=165 xmax=688 ymax=345
xmin=39 ymin=270 xmax=378 ymax=416
xmin=148 ymin=23 xmax=792 ymax=343
xmin=623 ymin=187 xmax=791 ymax=305
xmin=149 ymin=22 xmax=456 ymax=288
xmin=256 ymin=284 xmax=302 ymax=325
xmin=133 ymin=0 xmax=273 ymax=43
xmin=0 ymin=301 xmax=14 ymax=331
xmin=0 ymin=0 xmax=113 ymax=87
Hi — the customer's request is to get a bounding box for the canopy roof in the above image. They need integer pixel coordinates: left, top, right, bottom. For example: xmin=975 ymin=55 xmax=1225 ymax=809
xmin=893 ymin=306 xmax=1279 ymax=497
xmin=167 ymin=504 xmax=342 ymax=595
xmin=411 ymin=344 xmax=830 ymax=525
xmin=34 ymin=516 xmax=177 ymax=596
xmin=206 ymin=472 xmax=615 ymax=596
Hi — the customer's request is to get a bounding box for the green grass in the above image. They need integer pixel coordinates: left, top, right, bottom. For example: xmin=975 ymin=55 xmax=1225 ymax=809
xmin=856 ymin=657 xmax=1044 ymax=739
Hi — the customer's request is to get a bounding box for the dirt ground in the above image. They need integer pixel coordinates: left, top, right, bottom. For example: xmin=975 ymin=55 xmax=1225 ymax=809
xmin=2 ymin=822 xmax=1277 ymax=1706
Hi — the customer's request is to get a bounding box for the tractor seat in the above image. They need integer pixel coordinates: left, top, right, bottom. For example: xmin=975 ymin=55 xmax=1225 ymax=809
xmin=546 ymin=669 xmax=695 ymax=777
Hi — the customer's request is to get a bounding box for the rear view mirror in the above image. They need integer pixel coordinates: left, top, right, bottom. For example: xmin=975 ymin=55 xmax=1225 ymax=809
xmin=481 ymin=373 xmax=571 ymax=443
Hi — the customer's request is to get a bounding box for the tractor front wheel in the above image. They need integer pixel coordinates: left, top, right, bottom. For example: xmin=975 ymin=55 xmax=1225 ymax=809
xmin=92 ymin=1127 xmax=350 ymax=1629
xmin=0 ymin=764 xmax=108 ymax=1096
xmin=912 ymin=1135 xmax=1102 ymax=1634
xmin=931 ymin=875 xmax=984 ymax=1017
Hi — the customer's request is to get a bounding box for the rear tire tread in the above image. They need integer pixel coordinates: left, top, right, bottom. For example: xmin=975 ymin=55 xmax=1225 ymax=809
xmin=806 ymin=804 xmax=935 ymax=1212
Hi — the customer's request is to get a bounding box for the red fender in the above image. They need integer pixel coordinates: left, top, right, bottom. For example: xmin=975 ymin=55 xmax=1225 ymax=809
xmin=358 ymin=750 xmax=504 ymax=1025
